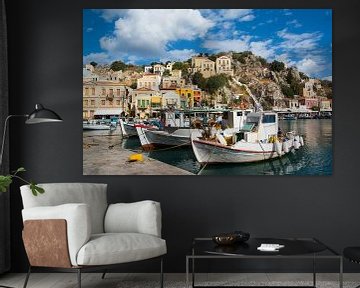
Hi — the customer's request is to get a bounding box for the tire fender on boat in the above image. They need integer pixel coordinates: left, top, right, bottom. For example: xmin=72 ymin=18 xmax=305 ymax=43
xmin=283 ymin=141 xmax=289 ymax=153
xmin=299 ymin=136 xmax=304 ymax=146
xmin=216 ymin=133 xmax=227 ymax=146
xmin=274 ymin=140 xmax=282 ymax=156
xmin=294 ymin=135 xmax=301 ymax=150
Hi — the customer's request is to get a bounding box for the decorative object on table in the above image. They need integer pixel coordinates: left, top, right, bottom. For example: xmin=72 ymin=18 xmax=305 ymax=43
xmin=20 ymin=183 xmax=166 ymax=288
xmin=0 ymin=103 xmax=63 ymax=194
xmin=257 ymin=243 xmax=285 ymax=252
xmin=212 ymin=230 xmax=250 ymax=245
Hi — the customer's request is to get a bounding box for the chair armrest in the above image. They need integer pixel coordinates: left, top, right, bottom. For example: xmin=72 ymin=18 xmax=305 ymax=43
xmin=104 ymin=200 xmax=162 ymax=237
xmin=22 ymin=203 xmax=91 ymax=266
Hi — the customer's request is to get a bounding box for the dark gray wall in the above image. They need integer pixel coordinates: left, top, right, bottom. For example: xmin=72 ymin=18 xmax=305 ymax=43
xmin=5 ymin=0 xmax=360 ymax=273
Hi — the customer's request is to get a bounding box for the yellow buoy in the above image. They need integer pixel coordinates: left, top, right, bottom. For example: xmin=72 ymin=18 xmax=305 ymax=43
xmin=128 ymin=154 xmax=144 ymax=162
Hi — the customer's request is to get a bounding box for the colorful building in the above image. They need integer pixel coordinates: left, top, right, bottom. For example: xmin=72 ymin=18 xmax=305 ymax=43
xmin=82 ymin=80 xmax=128 ymax=120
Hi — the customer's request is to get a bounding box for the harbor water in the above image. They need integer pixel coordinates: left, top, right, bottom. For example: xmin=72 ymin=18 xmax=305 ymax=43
xmin=84 ymin=119 xmax=332 ymax=176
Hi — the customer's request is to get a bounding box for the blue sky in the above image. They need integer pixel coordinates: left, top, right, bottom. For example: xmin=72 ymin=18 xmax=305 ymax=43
xmin=83 ymin=9 xmax=332 ymax=79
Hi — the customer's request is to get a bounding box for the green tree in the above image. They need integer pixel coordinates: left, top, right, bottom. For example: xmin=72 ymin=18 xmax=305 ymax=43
xmin=172 ymin=62 xmax=186 ymax=70
xmin=270 ymin=60 xmax=285 ymax=72
xmin=162 ymin=69 xmax=171 ymax=77
xmin=90 ymin=61 xmax=98 ymax=67
xmin=130 ymin=82 xmax=137 ymax=89
xmin=281 ymin=84 xmax=295 ymax=98
xmin=257 ymin=57 xmax=267 ymax=67
xmin=110 ymin=60 xmax=127 ymax=71
xmin=205 ymin=74 xmax=228 ymax=95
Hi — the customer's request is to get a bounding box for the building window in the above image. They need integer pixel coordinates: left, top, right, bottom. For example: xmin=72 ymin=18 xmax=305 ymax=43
xmin=83 ymin=100 xmax=88 ymax=106
xmin=90 ymin=110 xmax=94 ymax=117
xmin=92 ymin=88 xmax=95 ymax=95
xmin=109 ymin=89 xmax=113 ymax=96
xmin=116 ymin=100 xmax=121 ymax=105
xmin=141 ymin=99 xmax=145 ymax=107
xmin=91 ymin=100 xmax=95 ymax=106
xmin=137 ymin=99 xmax=141 ymax=107
xmin=117 ymin=89 xmax=120 ymax=96
xmin=101 ymin=100 xmax=105 ymax=105
xmin=146 ymin=100 xmax=150 ymax=106
xmin=102 ymin=88 xmax=106 ymax=95
xmin=85 ymin=88 xmax=89 ymax=96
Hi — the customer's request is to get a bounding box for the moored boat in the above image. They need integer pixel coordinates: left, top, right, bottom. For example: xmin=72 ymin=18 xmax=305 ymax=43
xmin=191 ymin=111 xmax=304 ymax=164
xmin=83 ymin=120 xmax=115 ymax=130
xmin=135 ymin=109 xmax=251 ymax=150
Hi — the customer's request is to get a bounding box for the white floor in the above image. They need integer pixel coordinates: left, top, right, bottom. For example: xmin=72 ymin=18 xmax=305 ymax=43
xmin=0 ymin=273 xmax=359 ymax=288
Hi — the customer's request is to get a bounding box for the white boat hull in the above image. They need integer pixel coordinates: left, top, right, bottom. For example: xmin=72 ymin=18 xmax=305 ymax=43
xmin=123 ymin=123 xmax=138 ymax=137
xmin=191 ymin=134 xmax=299 ymax=164
xmin=83 ymin=124 xmax=111 ymax=130
xmin=136 ymin=126 xmax=202 ymax=148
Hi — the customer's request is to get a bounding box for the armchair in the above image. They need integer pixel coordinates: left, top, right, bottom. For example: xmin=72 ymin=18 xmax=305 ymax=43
xmin=20 ymin=183 xmax=166 ymax=288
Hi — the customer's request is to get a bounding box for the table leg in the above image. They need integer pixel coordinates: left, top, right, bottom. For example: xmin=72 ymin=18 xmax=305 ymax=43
xmin=313 ymin=254 xmax=316 ymax=287
xmin=339 ymin=257 xmax=343 ymax=288
xmin=186 ymin=257 xmax=189 ymax=288
xmin=192 ymin=257 xmax=195 ymax=288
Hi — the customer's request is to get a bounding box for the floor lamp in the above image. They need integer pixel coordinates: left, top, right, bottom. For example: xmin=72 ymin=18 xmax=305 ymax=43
xmin=0 ymin=103 xmax=62 ymax=288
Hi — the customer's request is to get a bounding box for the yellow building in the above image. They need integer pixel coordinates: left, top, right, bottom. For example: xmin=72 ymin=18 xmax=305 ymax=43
xmin=176 ymin=86 xmax=202 ymax=108
xmin=83 ymin=80 xmax=128 ymax=120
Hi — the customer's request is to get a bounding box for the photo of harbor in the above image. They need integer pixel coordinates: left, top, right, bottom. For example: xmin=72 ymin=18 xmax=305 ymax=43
xmin=83 ymin=9 xmax=332 ymax=175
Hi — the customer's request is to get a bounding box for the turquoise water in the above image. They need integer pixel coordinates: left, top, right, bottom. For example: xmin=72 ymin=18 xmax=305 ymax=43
xmin=122 ymin=119 xmax=332 ymax=176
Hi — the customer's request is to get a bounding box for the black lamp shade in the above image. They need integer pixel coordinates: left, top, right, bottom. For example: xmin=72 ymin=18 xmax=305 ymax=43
xmin=25 ymin=104 xmax=63 ymax=124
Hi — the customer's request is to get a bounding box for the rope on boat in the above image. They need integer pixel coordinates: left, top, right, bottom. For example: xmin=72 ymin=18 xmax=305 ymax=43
xmin=258 ymin=141 xmax=267 ymax=161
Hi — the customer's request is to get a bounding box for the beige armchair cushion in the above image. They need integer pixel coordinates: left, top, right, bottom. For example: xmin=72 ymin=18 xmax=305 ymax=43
xmin=76 ymin=233 xmax=166 ymax=266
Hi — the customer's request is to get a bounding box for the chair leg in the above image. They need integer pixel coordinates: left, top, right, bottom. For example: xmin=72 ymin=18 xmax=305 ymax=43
xmin=23 ymin=266 xmax=31 ymax=288
xmin=101 ymin=270 xmax=107 ymax=279
xmin=160 ymin=257 xmax=164 ymax=288
xmin=77 ymin=269 xmax=81 ymax=288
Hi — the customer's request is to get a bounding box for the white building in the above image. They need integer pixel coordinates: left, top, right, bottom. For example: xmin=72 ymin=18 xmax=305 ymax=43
xmin=153 ymin=64 xmax=166 ymax=76
xmin=144 ymin=66 xmax=153 ymax=73
xmin=137 ymin=74 xmax=161 ymax=91
xmin=216 ymin=55 xmax=233 ymax=76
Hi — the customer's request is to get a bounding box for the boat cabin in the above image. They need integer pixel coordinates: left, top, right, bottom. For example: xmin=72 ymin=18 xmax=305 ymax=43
xmin=238 ymin=111 xmax=278 ymax=143
xmin=223 ymin=109 xmax=253 ymax=130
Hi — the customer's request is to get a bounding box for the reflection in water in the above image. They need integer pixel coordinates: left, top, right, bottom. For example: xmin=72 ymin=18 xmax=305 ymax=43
xmin=85 ymin=119 xmax=332 ymax=176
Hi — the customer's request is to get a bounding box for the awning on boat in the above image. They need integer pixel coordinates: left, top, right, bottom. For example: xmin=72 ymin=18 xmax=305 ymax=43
xmin=94 ymin=108 xmax=123 ymax=116
xmin=151 ymin=97 xmax=162 ymax=104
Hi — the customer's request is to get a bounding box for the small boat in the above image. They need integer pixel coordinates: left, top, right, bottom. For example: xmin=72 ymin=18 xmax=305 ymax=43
xmin=83 ymin=120 xmax=115 ymax=130
xmin=136 ymin=126 xmax=202 ymax=150
xmin=119 ymin=118 xmax=160 ymax=137
xmin=191 ymin=111 xmax=304 ymax=164
xmin=283 ymin=114 xmax=297 ymax=120
xmin=135 ymin=109 xmax=251 ymax=150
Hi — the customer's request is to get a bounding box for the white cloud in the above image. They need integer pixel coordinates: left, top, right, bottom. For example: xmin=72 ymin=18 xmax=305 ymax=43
xmin=250 ymin=40 xmax=275 ymax=59
xmin=286 ymin=19 xmax=302 ymax=28
xmin=295 ymin=57 xmax=326 ymax=76
xmin=277 ymin=29 xmax=322 ymax=50
xmin=322 ymin=75 xmax=332 ymax=81
xmin=203 ymin=36 xmax=251 ymax=53
xmin=203 ymin=36 xmax=275 ymax=60
xmin=97 ymin=9 xmax=128 ymax=22
xmin=83 ymin=52 xmax=111 ymax=64
xmin=100 ymin=9 xmax=214 ymax=61
xmin=283 ymin=9 xmax=293 ymax=16
xmin=218 ymin=9 xmax=255 ymax=22
xmin=161 ymin=49 xmax=196 ymax=63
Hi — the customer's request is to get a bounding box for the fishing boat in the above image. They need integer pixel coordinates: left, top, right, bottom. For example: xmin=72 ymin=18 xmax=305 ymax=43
xmin=83 ymin=120 xmax=115 ymax=130
xmin=191 ymin=111 xmax=304 ymax=164
xmin=119 ymin=118 xmax=160 ymax=137
xmin=135 ymin=109 xmax=251 ymax=150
